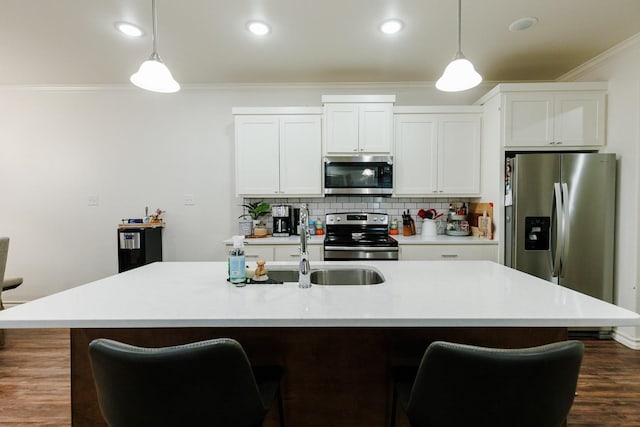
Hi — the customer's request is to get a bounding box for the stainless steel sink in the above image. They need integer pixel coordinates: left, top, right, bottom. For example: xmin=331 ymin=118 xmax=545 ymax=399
xmin=265 ymin=269 xmax=300 ymax=283
xmin=266 ymin=266 xmax=385 ymax=285
xmin=310 ymin=267 xmax=384 ymax=285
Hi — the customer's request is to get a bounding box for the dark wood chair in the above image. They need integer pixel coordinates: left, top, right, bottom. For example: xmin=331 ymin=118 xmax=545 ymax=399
xmin=89 ymin=337 xmax=285 ymax=427
xmin=391 ymin=340 xmax=584 ymax=427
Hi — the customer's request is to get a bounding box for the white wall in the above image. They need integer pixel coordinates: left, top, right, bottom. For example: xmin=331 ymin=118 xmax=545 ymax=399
xmin=561 ymin=34 xmax=640 ymax=347
xmin=0 ymin=83 xmax=488 ymax=301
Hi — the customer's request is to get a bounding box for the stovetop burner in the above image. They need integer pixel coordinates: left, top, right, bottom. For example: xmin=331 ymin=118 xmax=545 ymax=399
xmin=324 ymin=212 xmax=397 ymax=248
xmin=323 ymin=212 xmax=398 ymax=261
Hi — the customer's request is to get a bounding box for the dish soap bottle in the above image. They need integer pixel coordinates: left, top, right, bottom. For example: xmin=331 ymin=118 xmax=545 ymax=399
xmin=228 ymin=235 xmax=246 ymax=286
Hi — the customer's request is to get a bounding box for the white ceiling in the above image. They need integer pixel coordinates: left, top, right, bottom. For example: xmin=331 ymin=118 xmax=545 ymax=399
xmin=1 ymin=0 xmax=639 ymax=86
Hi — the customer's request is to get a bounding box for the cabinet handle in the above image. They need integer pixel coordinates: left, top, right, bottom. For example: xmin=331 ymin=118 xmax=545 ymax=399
xmin=353 ymin=148 xmax=358 ymax=152
xmin=556 ymin=141 xmax=563 ymax=144
xmin=440 ymin=254 xmax=459 ymax=258
xmin=246 ymin=254 xmax=260 ymax=258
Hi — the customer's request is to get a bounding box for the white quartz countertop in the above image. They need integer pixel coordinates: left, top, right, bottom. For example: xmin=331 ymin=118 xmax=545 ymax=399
xmin=223 ymin=235 xmax=496 ymax=245
xmin=0 ymin=261 xmax=637 ymax=329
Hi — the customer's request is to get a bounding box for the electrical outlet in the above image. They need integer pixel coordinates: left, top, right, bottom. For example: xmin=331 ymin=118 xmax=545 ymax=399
xmin=183 ymin=194 xmax=195 ymax=206
xmin=88 ymin=194 xmax=99 ymax=206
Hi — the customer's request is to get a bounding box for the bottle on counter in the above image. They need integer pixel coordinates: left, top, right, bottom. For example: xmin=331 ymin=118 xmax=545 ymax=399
xmin=309 ymin=220 xmax=316 ymax=235
xmin=228 ymin=235 xmax=246 ymax=286
xmin=315 ymin=218 xmax=324 ymax=235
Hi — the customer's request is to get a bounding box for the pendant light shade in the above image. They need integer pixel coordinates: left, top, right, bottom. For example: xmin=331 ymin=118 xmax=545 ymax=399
xmin=130 ymin=0 xmax=179 ymax=93
xmin=436 ymin=0 xmax=482 ymax=92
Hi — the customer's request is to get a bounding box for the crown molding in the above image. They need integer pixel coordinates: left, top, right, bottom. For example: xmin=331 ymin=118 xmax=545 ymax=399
xmin=558 ymin=32 xmax=640 ymax=82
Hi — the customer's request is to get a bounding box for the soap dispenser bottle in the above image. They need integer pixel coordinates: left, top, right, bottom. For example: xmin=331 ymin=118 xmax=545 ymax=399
xmin=228 ymin=235 xmax=246 ymax=286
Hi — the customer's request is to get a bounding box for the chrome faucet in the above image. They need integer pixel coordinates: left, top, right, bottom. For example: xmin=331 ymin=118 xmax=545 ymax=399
xmin=298 ymin=203 xmax=311 ymax=288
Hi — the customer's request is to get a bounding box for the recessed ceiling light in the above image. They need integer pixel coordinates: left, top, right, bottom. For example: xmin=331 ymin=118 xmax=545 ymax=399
xmin=380 ymin=19 xmax=404 ymax=35
xmin=114 ymin=21 xmax=144 ymax=38
xmin=247 ymin=21 xmax=271 ymax=36
xmin=509 ymin=16 xmax=539 ymax=32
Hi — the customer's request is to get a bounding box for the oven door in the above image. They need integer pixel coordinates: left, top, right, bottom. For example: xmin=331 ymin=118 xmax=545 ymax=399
xmin=324 ymin=246 xmax=399 ymax=261
xmin=324 ymin=156 xmax=393 ymax=195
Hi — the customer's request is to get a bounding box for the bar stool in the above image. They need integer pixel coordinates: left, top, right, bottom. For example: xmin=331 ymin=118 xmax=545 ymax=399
xmin=390 ymin=340 xmax=584 ymax=427
xmin=89 ymin=337 xmax=285 ymax=427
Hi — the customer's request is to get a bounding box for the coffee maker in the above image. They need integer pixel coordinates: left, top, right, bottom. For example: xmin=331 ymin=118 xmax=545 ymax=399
xmin=272 ymin=205 xmax=292 ymax=237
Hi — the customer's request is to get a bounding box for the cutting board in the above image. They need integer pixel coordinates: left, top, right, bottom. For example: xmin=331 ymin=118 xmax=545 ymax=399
xmin=468 ymin=202 xmax=493 ymax=239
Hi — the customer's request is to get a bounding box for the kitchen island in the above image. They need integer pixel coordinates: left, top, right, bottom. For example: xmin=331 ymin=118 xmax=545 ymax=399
xmin=0 ymin=261 xmax=637 ymax=426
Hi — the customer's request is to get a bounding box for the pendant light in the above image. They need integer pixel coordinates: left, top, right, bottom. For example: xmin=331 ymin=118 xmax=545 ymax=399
xmin=130 ymin=0 xmax=180 ymax=93
xmin=435 ymin=0 xmax=482 ymax=92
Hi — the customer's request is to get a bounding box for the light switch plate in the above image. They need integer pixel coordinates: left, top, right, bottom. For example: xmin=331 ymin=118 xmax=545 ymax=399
xmin=88 ymin=194 xmax=99 ymax=206
xmin=183 ymin=194 xmax=195 ymax=206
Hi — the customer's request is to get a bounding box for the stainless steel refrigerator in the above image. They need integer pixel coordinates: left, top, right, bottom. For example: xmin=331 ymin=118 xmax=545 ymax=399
xmin=505 ymin=153 xmax=616 ymax=303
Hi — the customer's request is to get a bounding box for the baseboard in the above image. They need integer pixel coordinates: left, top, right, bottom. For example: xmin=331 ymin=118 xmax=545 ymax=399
xmin=613 ymin=329 xmax=640 ymax=350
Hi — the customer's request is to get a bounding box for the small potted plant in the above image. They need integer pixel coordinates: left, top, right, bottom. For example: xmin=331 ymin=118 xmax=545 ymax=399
xmin=239 ymin=201 xmax=270 ymax=236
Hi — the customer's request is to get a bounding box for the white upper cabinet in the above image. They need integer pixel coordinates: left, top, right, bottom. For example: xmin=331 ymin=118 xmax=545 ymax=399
xmin=504 ymin=90 xmax=606 ymax=148
xmin=394 ymin=110 xmax=481 ymax=197
xmin=234 ymin=108 xmax=322 ymax=197
xmin=323 ymin=95 xmax=395 ymax=155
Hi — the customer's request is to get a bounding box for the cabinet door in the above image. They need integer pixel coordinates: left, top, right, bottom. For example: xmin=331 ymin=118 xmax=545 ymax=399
xmin=359 ymin=103 xmax=393 ymax=154
xmin=235 ymin=116 xmax=280 ymax=195
xmin=554 ymin=93 xmax=605 ymax=147
xmin=279 ymin=115 xmax=322 ymax=195
xmin=438 ymin=115 xmax=481 ymax=195
xmin=393 ymin=114 xmax=437 ymax=195
xmin=225 ymin=245 xmax=274 ymax=262
xmin=325 ymin=104 xmax=359 ymax=154
xmin=274 ymin=245 xmax=323 ymax=262
xmin=504 ymin=93 xmax=554 ymax=147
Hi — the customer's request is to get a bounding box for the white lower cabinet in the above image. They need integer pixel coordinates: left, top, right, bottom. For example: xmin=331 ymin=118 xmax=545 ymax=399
xmin=225 ymin=244 xmax=323 ymax=263
xmin=399 ymin=244 xmax=498 ymax=261
xmin=241 ymin=245 xmax=274 ymax=262
xmin=274 ymin=245 xmax=323 ymax=262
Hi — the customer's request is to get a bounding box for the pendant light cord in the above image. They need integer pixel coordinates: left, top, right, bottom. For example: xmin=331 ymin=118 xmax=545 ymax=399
xmin=151 ymin=0 xmax=158 ymax=56
xmin=456 ymin=0 xmax=462 ymax=56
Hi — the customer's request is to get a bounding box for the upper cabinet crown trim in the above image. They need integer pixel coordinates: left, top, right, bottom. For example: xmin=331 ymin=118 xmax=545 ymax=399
xmin=321 ymin=94 xmax=396 ymax=104
xmin=394 ymin=106 xmax=483 ymax=114
xmin=474 ymin=82 xmax=608 ymax=106
xmin=232 ymin=107 xmax=323 ymax=115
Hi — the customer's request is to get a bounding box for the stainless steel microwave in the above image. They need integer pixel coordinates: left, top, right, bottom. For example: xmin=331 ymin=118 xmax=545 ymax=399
xmin=324 ymin=156 xmax=393 ymax=195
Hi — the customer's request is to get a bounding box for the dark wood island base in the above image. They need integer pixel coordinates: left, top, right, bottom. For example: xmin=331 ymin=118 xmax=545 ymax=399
xmin=71 ymin=327 xmax=567 ymax=427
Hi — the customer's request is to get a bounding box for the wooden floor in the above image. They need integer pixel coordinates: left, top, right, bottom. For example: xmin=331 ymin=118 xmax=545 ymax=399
xmin=0 ymin=329 xmax=638 ymax=426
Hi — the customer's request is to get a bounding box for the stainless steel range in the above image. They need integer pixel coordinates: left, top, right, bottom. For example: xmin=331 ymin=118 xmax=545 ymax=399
xmin=323 ymin=213 xmax=398 ymax=261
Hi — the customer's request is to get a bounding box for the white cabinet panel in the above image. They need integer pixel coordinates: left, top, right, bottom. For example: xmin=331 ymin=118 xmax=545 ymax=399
xmin=238 ymin=245 xmax=274 ymax=262
xmin=394 ymin=115 xmax=437 ymax=194
xmin=235 ymin=113 xmax=322 ymax=197
xmin=279 ymin=115 xmax=322 ymax=195
xmin=439 ymin=115 xmax=481 ymax=195
xmin=554 ymin=93 xmax=605 ymax=147
xmin=325 ymin=104 xmax=359 ymax=153
xmin=394 ymin=113 xmax=481 ymax=197
xmin=359 ymin=103 xmax=394 ymax=153
xmin=399 ymin=244 xmax=498 ymax=261
xmin=235 ymin=116 xmax=280 ymax=195
xmin=274 ymin=244 xmax=323 ymax=261
xmin=504 ymin=92 xmax=605 ymax=148
xmin=325 ymin=103 xmax=393 ymax=154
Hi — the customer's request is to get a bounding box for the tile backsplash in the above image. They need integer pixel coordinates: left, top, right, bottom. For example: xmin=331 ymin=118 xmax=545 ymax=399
xmin=242 ymin=196 xmax=475 ymax=233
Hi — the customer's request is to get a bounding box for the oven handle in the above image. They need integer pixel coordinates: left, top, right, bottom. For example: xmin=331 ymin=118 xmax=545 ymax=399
xmin=324 ymin=246 xmax=398 ymax=252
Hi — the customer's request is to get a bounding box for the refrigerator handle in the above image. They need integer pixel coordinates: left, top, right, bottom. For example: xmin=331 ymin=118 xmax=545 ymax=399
xmin=560 ymin=182 xmax=570 ymax=278
xmin=551 ymin=182 xmax=565 ymax=278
